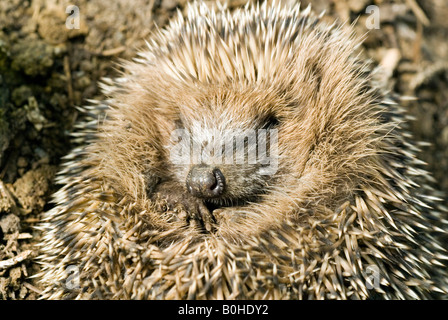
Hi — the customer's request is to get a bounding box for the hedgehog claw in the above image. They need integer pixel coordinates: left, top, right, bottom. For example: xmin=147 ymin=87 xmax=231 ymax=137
xmin=151 ymin=181 xmax=216 ymax=232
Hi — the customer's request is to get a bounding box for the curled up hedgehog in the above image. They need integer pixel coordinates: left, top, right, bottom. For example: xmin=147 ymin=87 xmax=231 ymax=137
xmin=37 ymin=1 xmax=448 ymax=299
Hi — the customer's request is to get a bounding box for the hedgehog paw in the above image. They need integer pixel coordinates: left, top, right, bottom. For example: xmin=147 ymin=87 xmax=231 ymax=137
xmin=213 ymin=207 xmax=245 ymax=225
xmin=151 ymin=182 xmax=216 ymax=232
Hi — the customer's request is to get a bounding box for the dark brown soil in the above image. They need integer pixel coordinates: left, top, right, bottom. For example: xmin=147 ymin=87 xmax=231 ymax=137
xmin=0 ymin=0 xmax=447 ymax=299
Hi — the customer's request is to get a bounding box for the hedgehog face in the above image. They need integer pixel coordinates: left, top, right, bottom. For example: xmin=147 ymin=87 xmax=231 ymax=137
xmin=96 ymin=3 xmax=380 ymax=237
xmin=124 ymin=86 xmax=293 ymax=233
xmin=167 ymin=97 xmax=281 ymax=210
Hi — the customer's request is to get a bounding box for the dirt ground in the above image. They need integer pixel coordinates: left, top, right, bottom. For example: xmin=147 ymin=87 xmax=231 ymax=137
xmin=0 ymin=0 xmax=447 ymax=300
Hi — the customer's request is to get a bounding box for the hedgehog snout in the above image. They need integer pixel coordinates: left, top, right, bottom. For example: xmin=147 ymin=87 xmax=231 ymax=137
xmin=186 ymin=165 xmax=225 ymax=198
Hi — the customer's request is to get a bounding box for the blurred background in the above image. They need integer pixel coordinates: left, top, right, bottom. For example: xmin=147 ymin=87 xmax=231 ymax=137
xmin=0 ymin=0 xmax=447 ymax=299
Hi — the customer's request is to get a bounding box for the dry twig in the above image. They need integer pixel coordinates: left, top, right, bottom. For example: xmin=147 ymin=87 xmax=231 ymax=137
xmin=0 ymin=250 xmax=34 ymax=271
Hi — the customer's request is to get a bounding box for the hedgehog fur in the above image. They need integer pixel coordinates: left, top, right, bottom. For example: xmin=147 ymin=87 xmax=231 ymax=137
xmin=37 ymin=1 xmax=448 ymax=299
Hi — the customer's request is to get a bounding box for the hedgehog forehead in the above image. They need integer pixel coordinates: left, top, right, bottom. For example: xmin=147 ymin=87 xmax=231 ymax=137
xmin=179 ymin=107 xmax=255 ymax=132
xmin=173 ymin=86 xmax=282 ymax=128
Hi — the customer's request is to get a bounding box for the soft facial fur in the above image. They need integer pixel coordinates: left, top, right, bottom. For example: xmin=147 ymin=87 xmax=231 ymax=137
xmin=38 ymin=2 xmax=448 ymax=299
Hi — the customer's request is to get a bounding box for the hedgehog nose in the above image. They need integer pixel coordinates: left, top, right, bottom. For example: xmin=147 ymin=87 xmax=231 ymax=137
xmin=186 ymin=165 xmax=225 ymax=198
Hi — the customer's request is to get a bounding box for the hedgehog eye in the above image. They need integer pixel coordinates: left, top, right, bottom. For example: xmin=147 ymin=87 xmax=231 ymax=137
xmin=174 ymin=119 xmax=184 ymax=129
xmin=261 ymin=115 xmax=280 ymax=130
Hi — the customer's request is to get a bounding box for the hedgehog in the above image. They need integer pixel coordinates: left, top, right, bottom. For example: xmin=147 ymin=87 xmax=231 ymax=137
xmin=37 ymin=1 xmax=448 ymax=299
